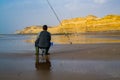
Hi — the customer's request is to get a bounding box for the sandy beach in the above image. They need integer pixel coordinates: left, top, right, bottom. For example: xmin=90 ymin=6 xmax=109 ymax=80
xmin=0 ymin=0 xmax=120 ymax=79
xmin=0 ymin=43 xmax=120 ymax=80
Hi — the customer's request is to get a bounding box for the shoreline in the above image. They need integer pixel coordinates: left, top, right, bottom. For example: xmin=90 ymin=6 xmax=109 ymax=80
xmin=0 ymin=43 xmax=120 ymax=60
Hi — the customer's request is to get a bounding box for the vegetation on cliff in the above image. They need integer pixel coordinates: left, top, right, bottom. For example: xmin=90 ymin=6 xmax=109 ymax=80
xmin=16 ymin=14 xmax=120 ymax=34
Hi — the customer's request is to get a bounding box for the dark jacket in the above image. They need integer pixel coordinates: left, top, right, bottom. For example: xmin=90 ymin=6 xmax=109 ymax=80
xmin=35 ymin=31 xmax=51 ymax=48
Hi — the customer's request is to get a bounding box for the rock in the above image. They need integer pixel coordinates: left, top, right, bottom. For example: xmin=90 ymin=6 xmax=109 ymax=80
xmin=16 ymin=14 xmax=120 ymax=34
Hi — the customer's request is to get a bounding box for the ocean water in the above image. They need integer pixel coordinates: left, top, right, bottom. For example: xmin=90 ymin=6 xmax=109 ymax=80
xmin=0 ymin=34 xmax=35 ymax=53
xmin=0 ymin=33 xmax=120 ymax=53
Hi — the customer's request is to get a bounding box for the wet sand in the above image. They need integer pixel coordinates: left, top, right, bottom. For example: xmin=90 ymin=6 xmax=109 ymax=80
xmin=0 ymin=43 xmax=120 ymax=80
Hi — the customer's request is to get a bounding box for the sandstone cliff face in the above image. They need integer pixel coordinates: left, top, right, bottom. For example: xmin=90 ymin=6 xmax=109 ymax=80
xmin=16 ymin=26 xmax=42 ymax=34
xmin=16 ymin=14 xmax=120 ymax=34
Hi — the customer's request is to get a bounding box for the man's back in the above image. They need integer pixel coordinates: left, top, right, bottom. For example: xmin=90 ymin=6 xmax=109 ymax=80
xmin=38 ymin=30 xmax=51 ymax=48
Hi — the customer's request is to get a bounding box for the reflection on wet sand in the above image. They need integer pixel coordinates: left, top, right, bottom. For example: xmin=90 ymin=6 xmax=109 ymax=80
xmin=35 ymin=55 xmax=51 ymax=71
xmin=35 ymin=55 xmax=52 ymax=80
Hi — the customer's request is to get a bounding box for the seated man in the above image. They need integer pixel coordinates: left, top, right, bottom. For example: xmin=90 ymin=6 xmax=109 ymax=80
xmin=35 ymin=25 xmax=51 ymax=55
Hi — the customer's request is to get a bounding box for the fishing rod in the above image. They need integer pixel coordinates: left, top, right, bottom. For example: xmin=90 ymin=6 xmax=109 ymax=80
xmin=46 ymin=0 xmax=72 ymax=44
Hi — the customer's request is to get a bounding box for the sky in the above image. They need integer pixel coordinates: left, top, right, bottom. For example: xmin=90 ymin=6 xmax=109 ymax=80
xmin=0 ymin=0 xmax=120 ymax=34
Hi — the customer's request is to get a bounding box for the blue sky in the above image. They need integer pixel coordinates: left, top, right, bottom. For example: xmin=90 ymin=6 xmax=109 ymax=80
xmin=0 ymin=0 xmax=120 ymax=34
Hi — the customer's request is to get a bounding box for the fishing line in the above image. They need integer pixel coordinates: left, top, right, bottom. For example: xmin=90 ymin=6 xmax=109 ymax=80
xmin=46 ymin=0 xmax=72 ymax=44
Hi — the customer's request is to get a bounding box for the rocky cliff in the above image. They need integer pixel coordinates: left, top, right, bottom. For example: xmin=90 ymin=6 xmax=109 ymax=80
xmin=16 ymin=14 xmax=120 ymax=34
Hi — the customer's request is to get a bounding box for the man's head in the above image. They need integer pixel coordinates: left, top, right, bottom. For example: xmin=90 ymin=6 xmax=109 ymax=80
xmin=43 ymin=25 xmax=48 ymax=30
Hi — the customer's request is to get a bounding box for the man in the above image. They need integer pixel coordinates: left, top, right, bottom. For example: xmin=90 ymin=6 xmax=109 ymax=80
xmin=35 ymin=25 xmax=51 ymax=55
